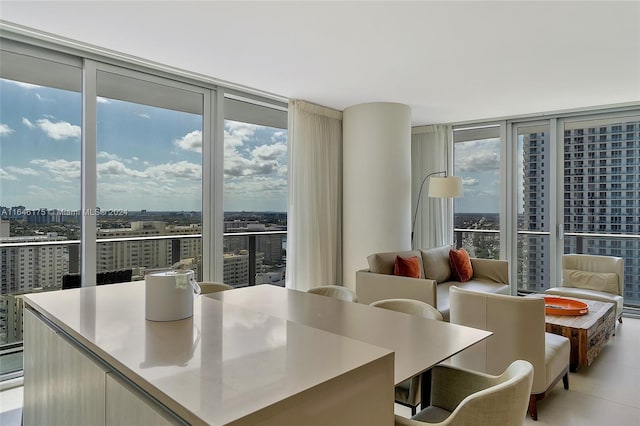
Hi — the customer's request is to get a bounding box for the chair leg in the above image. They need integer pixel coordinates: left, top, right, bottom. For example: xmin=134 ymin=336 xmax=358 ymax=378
xmin=618 ymin=316 xmax=623 ymax=323
xmin=528 ymin=395 xmax=538 ymax=421
xmin=562 ymin=372 xmax=569 ymax=390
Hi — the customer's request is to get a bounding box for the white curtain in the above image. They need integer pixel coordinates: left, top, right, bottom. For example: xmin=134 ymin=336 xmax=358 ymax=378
xmin=286 ymin=100 xmax=343 ymax=291
xmin=411 ymin=124 xmax=454 ymax=249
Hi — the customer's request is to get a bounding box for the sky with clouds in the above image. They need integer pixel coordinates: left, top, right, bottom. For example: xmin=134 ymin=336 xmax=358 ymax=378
xmin=0 ymin=78 xmax=288 ymax=212
xmin=454 ymin=138 xmax=501 ymax=214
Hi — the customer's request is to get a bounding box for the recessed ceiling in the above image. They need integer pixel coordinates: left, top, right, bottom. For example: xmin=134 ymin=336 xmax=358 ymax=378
xmin=1 ymin=1 xmax=639 ymax=125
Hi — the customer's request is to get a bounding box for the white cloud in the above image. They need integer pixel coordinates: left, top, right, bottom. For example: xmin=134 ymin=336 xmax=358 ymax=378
xmin=462 ymin=177 xmax=479 ymax=186
xmin=174 ymin=130 xmax=202 ymax=153
xmin=96 ymin=159 xmax=201 ymax=183
xmin=5 ymin=166 xmax=39 ymax=177
xmin=145 ymin=161 xmax=201 ymax=182
xmin=0 ymin=123 xmax=14 ymax=136
xmin=22 ymin=118 xmax=35 ymax=129
xmin=131 ymin=156 xmax=139 ymax=161
xmin=97 ymin=151 xmax=121 ymax=161
xmin=30 ymin=159 xmax=81 ymax=182
xmin=36 ymin=118 xmax=81 ymax=140
xmin=223 ymin=124 xmax=287 ymax=178
xmin=252 ymin=142 xmax=287 ymax=161
xmin=97 ymin=97 xmax=111 ymax=104
xmin=271 ymin=131 xmax=287 ymax=143
xmin=98 ymin=160 xmax=146 ymax=178
xmin=137 ymin=113 xmax=151 ymax=119
xmin=456 ymin=151 xmax=500 ymax=172
xmin=0 ymin=168 xmax=18 ymax=181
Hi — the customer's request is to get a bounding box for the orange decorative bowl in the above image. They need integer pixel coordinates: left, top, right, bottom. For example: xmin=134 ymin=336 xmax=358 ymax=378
xmin=544 ymin=296 xmax=589 ymax=316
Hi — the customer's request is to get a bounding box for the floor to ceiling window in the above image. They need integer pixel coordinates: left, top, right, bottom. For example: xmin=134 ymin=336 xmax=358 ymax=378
xmin=96 ymin=69 xmax=204 ymax=281
xmin=453 ymin=125 xmax=502 ymax=259
xmin=453 ymin=108 xmax=640 ymax=311
xmin=561 ymin=114 xmax=640 ymax=307
xmin=0 ymin=36 xmax=287 ymax=381
xmin=223 ymin=96 xmax=288 ymax=287
xmin=514 ymin=122 xmax=555 ymax=293
xmin=0 ymin=42 xmax=82 ymax=379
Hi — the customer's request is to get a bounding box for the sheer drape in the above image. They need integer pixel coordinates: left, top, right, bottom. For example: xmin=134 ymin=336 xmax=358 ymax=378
xmin=286 ymin=100 xmax=343 ymax=290
xmin=411 ymin=124 xmax=453 ymax=249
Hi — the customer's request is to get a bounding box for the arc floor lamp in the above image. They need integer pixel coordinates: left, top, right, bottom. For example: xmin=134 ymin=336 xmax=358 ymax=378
xmin=411 ymin=171 xmax=464 ymax=246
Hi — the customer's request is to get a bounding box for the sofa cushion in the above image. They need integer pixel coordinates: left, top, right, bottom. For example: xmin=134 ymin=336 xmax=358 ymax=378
xmin=449 ymin=248 xmax=473 ymax=282
xmin=367 ymin=250 xmax=424 ymax=277
xmin=421 ymin=245 xmax=452 ymax=283
xmin=394 ymin=255 xmax=421 ymax=278
xmin=562 ymin=269 xmax=618 ymax=294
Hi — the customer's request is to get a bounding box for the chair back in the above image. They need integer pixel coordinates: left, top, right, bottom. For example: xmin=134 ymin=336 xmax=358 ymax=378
xmin=563 ymin=254 xmax=624 ymax=296
xmin=199 ymin=282 xmax=234 ymax=294
xmin=370 ymin=298 xmax=443 ymax=321
xmin=450 ymin=360 xmax=534 ymax=426
xmin=449 ymin=286 xmax=546 ymax=394
xmin=307 ymin=285 xmax=358 ymax=302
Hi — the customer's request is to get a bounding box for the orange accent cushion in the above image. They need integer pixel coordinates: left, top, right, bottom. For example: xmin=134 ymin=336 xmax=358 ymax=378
xmin=394 ymin=256 xmax=421 ymax=278
xmin=449 ymin=248 xmax=473 ymax=282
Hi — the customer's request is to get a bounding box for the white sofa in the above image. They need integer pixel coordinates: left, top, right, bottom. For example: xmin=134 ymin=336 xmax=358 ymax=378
xmin=449 ymin=286 xmax=570 ymax=421
xmin=545 ymin=254 xmax=624 ymax=323
xmin=356 ymin=245 xmax=510 ymax=321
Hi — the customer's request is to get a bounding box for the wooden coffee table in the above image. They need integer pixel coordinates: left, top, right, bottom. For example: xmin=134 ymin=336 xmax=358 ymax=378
xmin=538 ymin=296 xmax=615 ymax=371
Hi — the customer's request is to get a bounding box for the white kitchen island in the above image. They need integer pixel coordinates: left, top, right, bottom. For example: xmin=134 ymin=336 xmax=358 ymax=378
xmin=23 ymin=282 xmax=394 ymax=425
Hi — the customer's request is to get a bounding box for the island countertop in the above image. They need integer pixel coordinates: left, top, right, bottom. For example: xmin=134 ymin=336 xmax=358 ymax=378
xmin=23 ymin=282 xmax=394 ymax=425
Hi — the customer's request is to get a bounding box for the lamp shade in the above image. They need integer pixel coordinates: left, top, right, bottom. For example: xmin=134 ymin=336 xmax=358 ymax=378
xmin=428 ymin=176 xmax=463 ymax=198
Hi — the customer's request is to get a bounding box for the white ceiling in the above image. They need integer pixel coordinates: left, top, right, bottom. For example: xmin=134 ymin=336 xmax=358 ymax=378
xmin=1 ymin=1 xmax=639 ymax=125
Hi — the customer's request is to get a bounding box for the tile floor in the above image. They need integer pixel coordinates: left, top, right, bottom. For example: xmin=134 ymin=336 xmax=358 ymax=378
xmin=2 ymin=318 xmax=639 ymax=426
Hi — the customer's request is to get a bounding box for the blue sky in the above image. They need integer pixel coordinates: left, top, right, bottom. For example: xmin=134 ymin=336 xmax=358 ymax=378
xmin=0 ymin=78 xmax=288 ymax=212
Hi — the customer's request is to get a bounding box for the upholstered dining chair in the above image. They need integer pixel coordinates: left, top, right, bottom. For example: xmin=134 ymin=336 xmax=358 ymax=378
xmin=370 ymin=298 xmax=443 ymax=415
xmin=199 ymin=281 xmax=234 ymax=294
xmin=394 ymin=360 xmax=534 ymax=426
xmin=449 ymin=286 xmax=570 ymax=421
xmin=307 ymin=285 xmax=359 ymax=302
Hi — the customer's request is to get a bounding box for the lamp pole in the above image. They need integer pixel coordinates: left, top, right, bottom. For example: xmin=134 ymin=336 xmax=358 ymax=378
xmin=411 ymin=171 xmax=447 ymax=247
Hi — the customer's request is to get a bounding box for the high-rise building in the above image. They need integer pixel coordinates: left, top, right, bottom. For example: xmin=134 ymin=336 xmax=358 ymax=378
xmin=521 ymin=121 xmax=640 ymax=304
xmin=521 ymin=130 xmax=551 ymax=292
xmin=0 ymin=233 xmax=69 ymax=294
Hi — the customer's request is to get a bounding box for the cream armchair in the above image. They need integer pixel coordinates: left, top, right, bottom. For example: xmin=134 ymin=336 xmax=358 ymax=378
xmin=394 ymin=360 xmax=534 ymax=426
xmin=448 ymin=287 xmax=570 ymax=421
xmin=545 ymin=254 xmax=624 ymax=324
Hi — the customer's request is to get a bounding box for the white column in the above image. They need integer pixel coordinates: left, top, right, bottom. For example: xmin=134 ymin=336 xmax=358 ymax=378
xmin=342 ymin=102 xmax=412 ymax=289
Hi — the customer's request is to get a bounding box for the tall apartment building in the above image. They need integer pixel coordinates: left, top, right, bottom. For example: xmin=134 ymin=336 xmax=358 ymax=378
xmin=521 ymin=130 xmax=551 ymax=292
xmin=223 ymin=251 xmax=265 ymax=287
xmin=0 ymin=232 xmax=69 ymax=294
xmin=523 ymin=121 xmax=640 ymax=305
xmin=97 ymin=221 xmax=202 ymax=279
xmin=224 ymin=221 xmax=285 ymax=263
xmin=0 ymin=230 xmax=69 ymax=345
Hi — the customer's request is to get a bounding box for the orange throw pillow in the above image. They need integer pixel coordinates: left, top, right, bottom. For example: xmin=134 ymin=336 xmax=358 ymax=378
xmin=449 ymin=248 xmax=473 ymax=282
xmin=394 ymin=256 xmax=421 ymax=278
